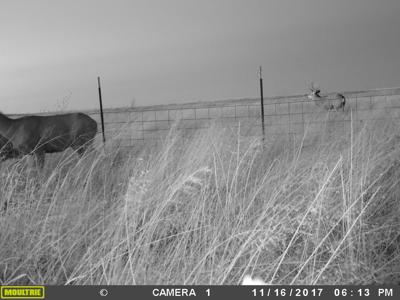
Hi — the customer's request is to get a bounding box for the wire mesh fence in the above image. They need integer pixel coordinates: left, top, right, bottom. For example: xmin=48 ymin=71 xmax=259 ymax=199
xmin=86 ymin=88 xmax=400 ymax=146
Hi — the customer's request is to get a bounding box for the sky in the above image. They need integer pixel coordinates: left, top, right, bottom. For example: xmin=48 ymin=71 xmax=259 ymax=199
xmin=1 ymin=0 xmax=400 ymax=113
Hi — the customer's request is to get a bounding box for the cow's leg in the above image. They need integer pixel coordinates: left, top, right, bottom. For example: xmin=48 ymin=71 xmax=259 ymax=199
xmin=2 ymin=199 xmax=8 ymax=213
xmin=77 ymin=147 xmax=86 ymax=157
xmin=71 ymin=144 xmax=85 ymax=157
xmin=34 ymin=151 xmax=45 ymax=169
xmin=72 ymin=139 xmax=93 ymax=157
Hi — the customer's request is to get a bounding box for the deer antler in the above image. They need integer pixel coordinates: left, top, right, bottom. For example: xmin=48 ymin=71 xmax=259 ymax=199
xmin=308 ymin=81 xmax=321 ymax=94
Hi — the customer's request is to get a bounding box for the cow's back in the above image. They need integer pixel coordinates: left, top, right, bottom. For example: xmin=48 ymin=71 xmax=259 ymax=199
xmin=36 ymin=113 xmax=97 ymax=151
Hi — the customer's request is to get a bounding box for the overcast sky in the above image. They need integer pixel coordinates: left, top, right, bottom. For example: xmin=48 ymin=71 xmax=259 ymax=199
xmin=1 ymin=0 xmax=400 ymax=113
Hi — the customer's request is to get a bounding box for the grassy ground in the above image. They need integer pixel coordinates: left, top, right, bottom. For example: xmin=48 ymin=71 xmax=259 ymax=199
xmin=0 ymin=117 xmax=399 ymax=285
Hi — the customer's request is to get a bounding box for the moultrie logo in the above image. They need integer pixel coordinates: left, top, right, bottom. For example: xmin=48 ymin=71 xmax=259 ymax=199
xmin=0 ymin=286 xmax=45 ymax=299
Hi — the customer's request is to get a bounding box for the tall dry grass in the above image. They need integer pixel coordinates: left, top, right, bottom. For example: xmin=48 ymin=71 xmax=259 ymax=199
xmin=0 ymin=116 xmax=399 ymax=285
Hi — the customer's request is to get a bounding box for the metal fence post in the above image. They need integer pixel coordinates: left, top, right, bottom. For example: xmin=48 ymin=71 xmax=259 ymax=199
xmin=97 ymin=76 xmax=106 ymax=144
xmin=259 ymin=66 xmax=265 ymax=142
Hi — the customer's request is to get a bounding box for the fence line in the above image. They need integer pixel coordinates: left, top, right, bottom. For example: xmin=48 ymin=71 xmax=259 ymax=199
xmin=9 ymin=87 xmax=400 ymax=146
xmin=86 ymin=88 xmax=400 ymax=145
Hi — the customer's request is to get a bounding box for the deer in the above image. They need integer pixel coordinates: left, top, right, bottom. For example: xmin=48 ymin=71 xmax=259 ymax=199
xmin=307 ymin=83 xmax=346 ymax=111
xmin=0 ymin=111 xmax=98 ymax=168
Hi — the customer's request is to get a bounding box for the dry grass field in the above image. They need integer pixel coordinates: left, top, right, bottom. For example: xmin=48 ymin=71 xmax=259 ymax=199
xmin=0 ymin=113 xmax=399 ymax=285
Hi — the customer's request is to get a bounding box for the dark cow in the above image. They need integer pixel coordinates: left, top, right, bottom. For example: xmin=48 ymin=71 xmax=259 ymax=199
xmin=0 ymin=112 xmax=97 ymax=168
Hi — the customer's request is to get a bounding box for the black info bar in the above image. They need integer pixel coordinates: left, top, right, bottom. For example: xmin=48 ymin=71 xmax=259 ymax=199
xmin=0 ymin=285 xmax=398 ymax=300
